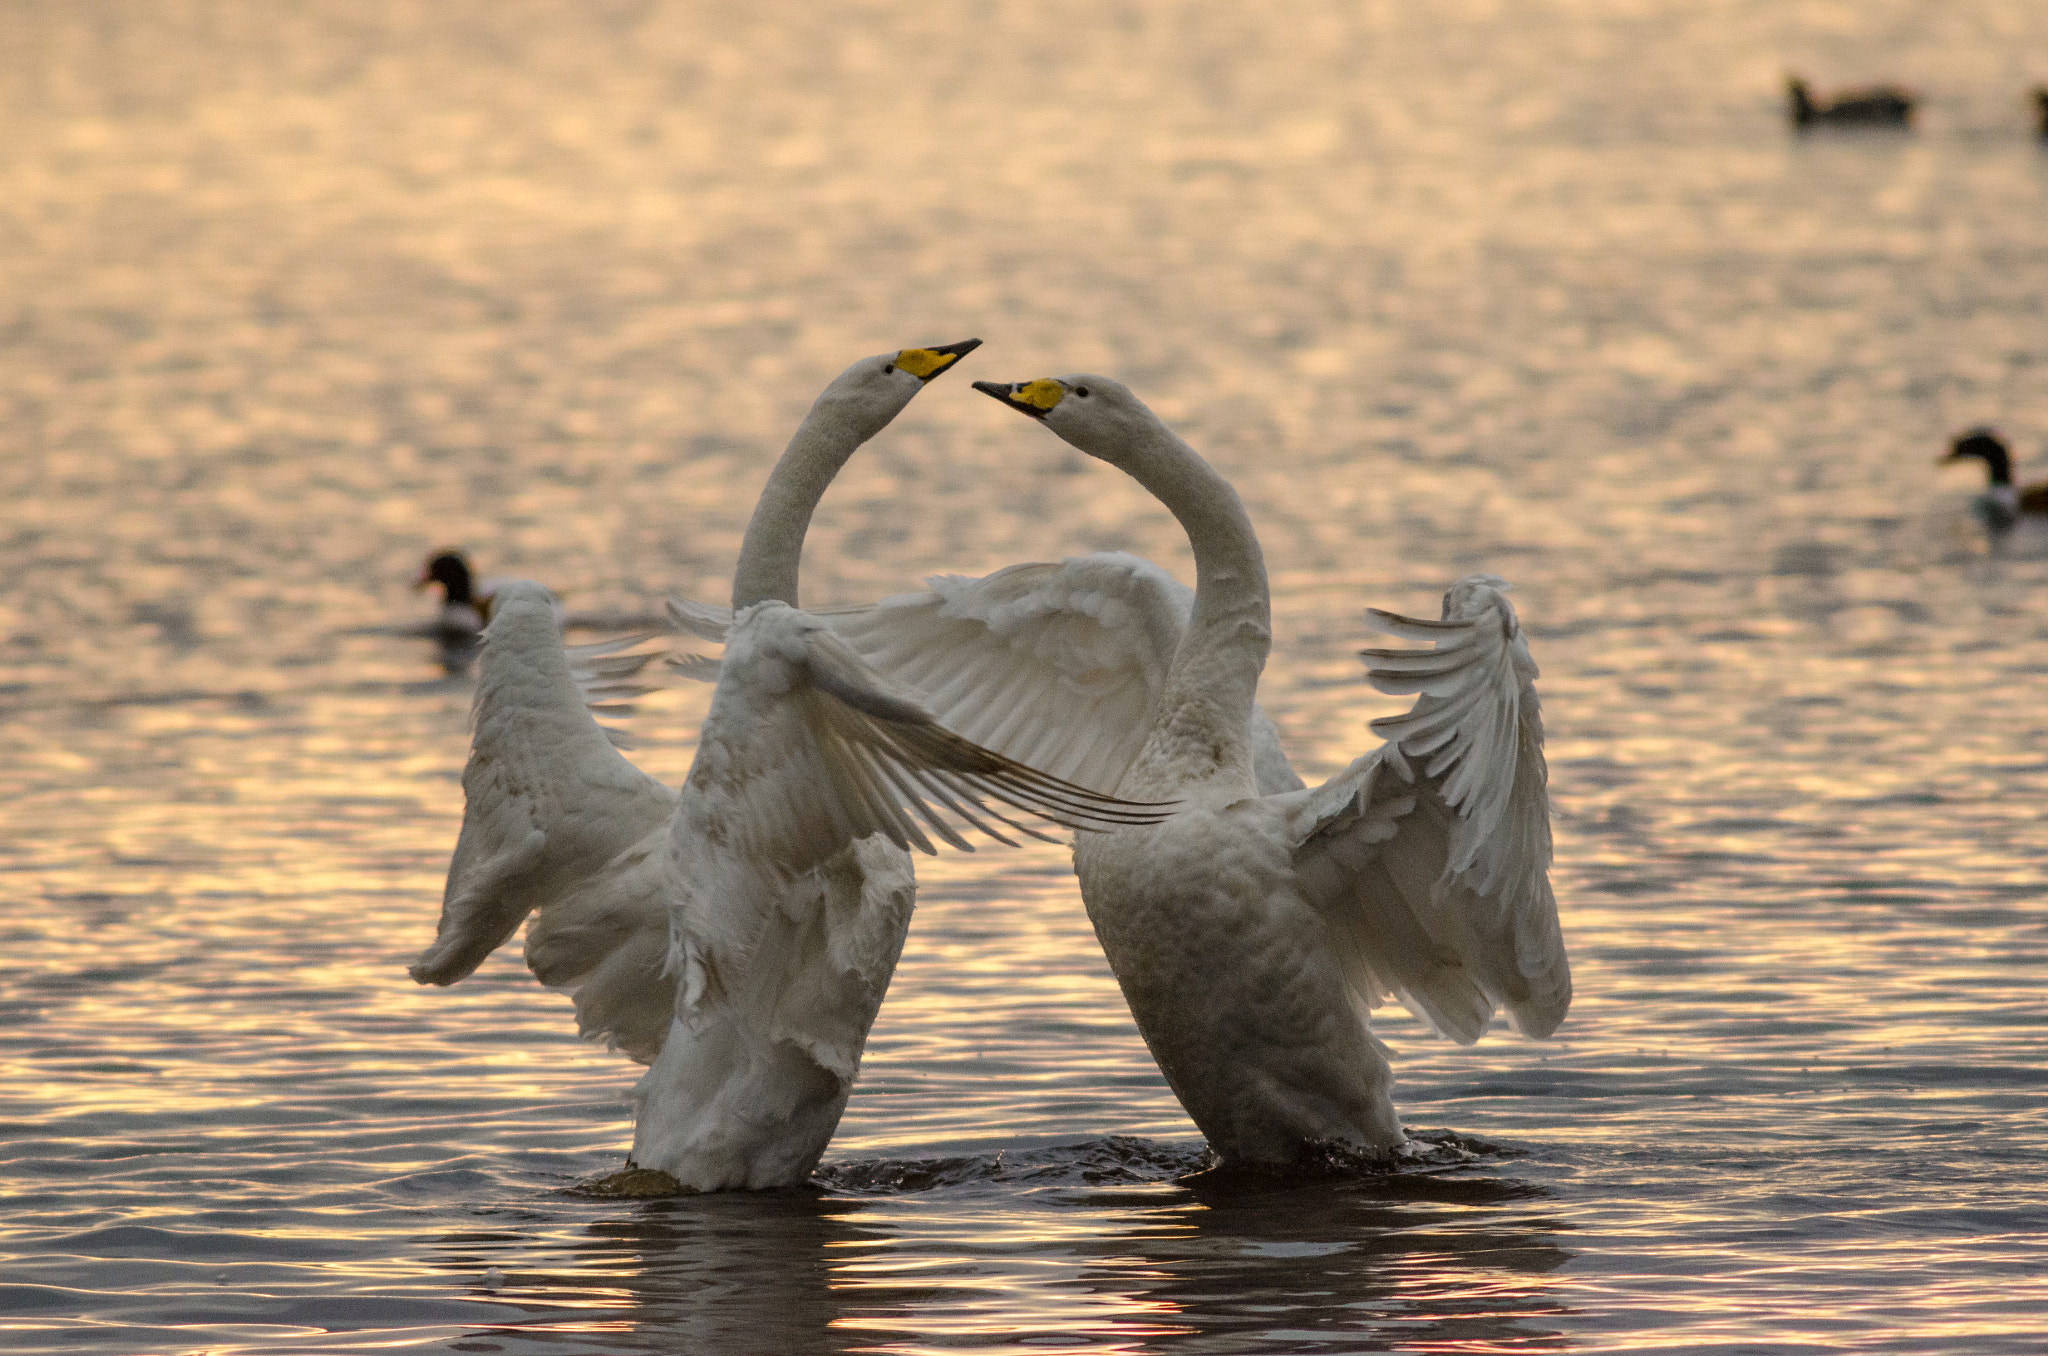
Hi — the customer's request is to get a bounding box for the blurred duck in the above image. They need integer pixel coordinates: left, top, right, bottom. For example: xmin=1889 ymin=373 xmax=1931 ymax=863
xmin=415 ymin=549 xmax=581 ymax=644
xmin=408 ymin=341 xmax=1168 ymax=1193
xmin=1943 ymin=428 xmax=2048 ymax=533
xmin=415 ymin=550 xmax=495 ymax=641
xmin=1787 ymin=75 xmax=1914 ymax=129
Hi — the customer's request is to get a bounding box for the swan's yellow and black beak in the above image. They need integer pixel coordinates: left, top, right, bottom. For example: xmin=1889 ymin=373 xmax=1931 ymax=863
xmin=972 ymin=378 xmax=1066 ymax=419
xmin=893 ymin=337 xmax=981 ymax=382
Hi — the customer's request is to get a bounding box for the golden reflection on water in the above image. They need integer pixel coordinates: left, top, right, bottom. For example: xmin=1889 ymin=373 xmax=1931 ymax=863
xmin=6 ymin=0 xmax=2048 ymax=1351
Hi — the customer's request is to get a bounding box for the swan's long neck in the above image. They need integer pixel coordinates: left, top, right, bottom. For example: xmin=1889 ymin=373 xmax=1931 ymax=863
xmin=730 ymin=405 xmax=864 ymax=611
xmin=1118 ymin=421 xmax=1271 ymax=779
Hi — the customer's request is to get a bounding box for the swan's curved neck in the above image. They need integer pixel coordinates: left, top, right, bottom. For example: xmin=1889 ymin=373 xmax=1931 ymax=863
xmin=1116 ymin=420 xmax=1271 ymax=769
xmin=730 ymin=404 xmax=864 ymax=610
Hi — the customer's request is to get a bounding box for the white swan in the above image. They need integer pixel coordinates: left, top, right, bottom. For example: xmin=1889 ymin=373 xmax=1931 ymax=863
xmin=407 ymin=342 xmax=1167 ymax=1191
xmin=914 ymin=372 xmax=1570 ymax=1165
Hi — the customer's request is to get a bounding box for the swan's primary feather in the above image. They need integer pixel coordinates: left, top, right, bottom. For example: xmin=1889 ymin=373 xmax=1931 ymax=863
xmin=666 ymin=596 xmax=734 ymax=642
xmin=562 ymin=633 xmax=658 ymax=747
xmin=668 ymin=551 xmax=1304 ymax=798
xmin=700 ymin=602 xmax=1172 ymax=866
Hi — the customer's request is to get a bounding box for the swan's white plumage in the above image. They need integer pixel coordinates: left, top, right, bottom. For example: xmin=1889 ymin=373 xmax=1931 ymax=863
xmin=410 ymin=583 xmax=675 ymax=992
xmin=967 ymin=372 xmax=1568 ymax=1164
xmin=668 ymin=551 xmax=1305 ymax=796
xmin=563 ymin=633 xmax=661 ymax=747
xmin=410 ymin=343 xmax=1168 ymax=1191
xmin=680 ymin=599 xmax=1162 ymax=864
xmin=409 ymin=582 xmax=680 ymax=1060
xmin=1283 ymin=575 xmax=1567 ymax=1046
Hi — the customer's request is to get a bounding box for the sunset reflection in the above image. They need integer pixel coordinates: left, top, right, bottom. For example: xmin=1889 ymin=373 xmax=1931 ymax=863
xmin=6 ymin=0 xmax=2048 ymax=1352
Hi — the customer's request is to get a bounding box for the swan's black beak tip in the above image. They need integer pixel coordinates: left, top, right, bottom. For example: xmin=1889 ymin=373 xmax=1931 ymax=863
xmin=895 ymin=338 xmax=982 ymax=382
xmin=972 ymin=380 xmax=1046 ymax=418
xmin=923 ymin=337 xmax=982 ymax=376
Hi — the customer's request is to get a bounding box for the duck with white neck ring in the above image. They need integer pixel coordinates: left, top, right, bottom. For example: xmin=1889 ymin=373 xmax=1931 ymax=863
xmin=969 ymin=373 xmax=1571 ymax=1167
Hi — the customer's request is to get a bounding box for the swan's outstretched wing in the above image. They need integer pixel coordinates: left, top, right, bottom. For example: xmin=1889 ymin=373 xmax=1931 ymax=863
xmin=823 ymin=553 xmax=1184 ymax=794
xmin=1285 ymin=575 xmax=1569 ymax=1044
xmin=693 ymin=600 xmax=1176 ymax=871
xmin=670 ymin=552 xmax=1302 ymax=796
xmin=409 ymin=582 xmax=677 ymax=997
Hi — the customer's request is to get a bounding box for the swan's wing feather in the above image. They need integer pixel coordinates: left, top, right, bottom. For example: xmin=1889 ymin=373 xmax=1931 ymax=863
xmin=520 ymin=834 xmax=674 ymax=1064
xmin=1360 ymin=575 xmax=1550 ymax=906
xmin=818 ymin=553 xmax=1193 ymax=794
xmin=664 ymin=653 xmax=723 ymax=683
xmin=666 ymin=597 xmax=734 ymax=642
xmin=1280 ymin=749 xmax=1500 ymax=1042
xmin=700 ymin=603 xmax=1176 ymax=873
xmin=410 ymin=583 xmax=679 ymax=1033
xmin=1286 ymin=575 xmax=1568 ymax=1043
xmin=562 ymin=634 xmax=659 ymax=747
xmin=667 ymin=557 xmax=1306 ymax=796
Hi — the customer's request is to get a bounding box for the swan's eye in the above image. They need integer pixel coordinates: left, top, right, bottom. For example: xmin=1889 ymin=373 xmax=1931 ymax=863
xmin=883 ymin=363 xmax=896 ymax=375
xmin=1074 ymin=385 xmax=1091 ymax=398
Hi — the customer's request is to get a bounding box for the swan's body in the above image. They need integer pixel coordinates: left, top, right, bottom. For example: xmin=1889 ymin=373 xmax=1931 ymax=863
xmin=409 ymin=343 xmax=1164 ymax=1190
xmin=1787 ymin=76 xmax=1914 ymax=129
xmin=942 ymin=373 xmax=1570 ymax=1165
xmin=1943 ymin=428 xmax=2048 ymax=534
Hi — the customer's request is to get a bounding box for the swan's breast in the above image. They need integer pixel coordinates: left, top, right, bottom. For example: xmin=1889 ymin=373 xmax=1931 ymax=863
xmin=1074 ymin=802 xmax=1370 ymax=1142
xmin=1075 ymin=802 xmax=1312 ymax=1018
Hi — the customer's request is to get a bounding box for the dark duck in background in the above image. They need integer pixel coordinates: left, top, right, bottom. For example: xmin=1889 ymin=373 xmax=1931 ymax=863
xmin=1943 ymin=429 xmax=2048 ymax=534
xmin=1787 ymin=75 xmax=1914 ymax=129
xmin=416 ymin=550 xmax=492 ymax=641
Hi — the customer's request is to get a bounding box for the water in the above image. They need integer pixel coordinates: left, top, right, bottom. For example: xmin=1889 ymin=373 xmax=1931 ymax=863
xmin=4 ymin=0 xmax=2048 ymax=1350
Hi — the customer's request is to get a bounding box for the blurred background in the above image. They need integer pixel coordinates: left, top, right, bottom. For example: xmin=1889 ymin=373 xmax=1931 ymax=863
xmin=3 ymin=2 xmax=2047 ymax=1352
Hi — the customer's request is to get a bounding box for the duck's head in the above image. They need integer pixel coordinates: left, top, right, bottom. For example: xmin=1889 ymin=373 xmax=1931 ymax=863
xmin=1943 ymin=428 xmax=2013 ymax=485
xmin=971 ymin=374 xmax=1156 ymax=466
xmin=417 ymin=551 xmax=475 ymax=604
xmin=811 ymin=338 xmax=981 ymax=442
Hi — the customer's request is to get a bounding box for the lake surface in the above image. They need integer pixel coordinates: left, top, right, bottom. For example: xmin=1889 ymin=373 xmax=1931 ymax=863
xmin=4 ymin=1 xmax=2048 ymax=1351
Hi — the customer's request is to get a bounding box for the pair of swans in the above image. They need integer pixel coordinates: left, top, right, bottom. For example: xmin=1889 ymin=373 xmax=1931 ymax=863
xmin=410 ymin=342 xmax=1569 ymax=1188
